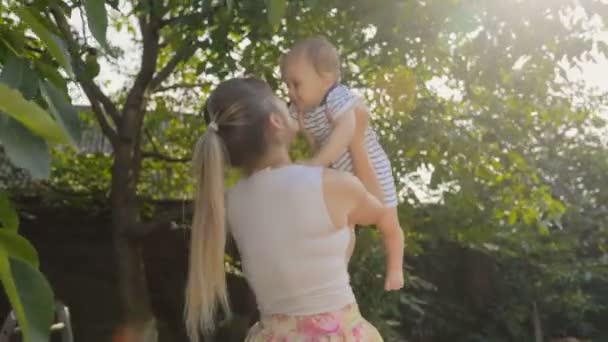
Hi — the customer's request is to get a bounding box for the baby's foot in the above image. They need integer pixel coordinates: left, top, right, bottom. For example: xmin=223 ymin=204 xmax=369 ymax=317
xmin=384 ymin=269 xmax=404 ymax=291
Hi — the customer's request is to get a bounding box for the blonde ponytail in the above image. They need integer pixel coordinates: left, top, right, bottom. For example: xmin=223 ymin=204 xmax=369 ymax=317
xmin=184 ymin=77 xmax=280 ymax=341
xmin=185 ymin=129 xmax=231 ymax=341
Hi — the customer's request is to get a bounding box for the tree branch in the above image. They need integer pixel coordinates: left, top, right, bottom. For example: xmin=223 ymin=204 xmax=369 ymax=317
xmin=144 ymin=128 xmax=161 ymax=153
xmin=48 ymin=4 xmax=121 ymax=143
xmin=89 ymin=99 xmax=119 ymax=144
xmin=154 ymin=82 xmax=209 ymax=93
xmin=121 ymin=10 xmax=162 ymax=132
xmin=141 ymin=151 xmax=191 ymax=163
xmin=149 ymin=42 xmax=199 ymax=91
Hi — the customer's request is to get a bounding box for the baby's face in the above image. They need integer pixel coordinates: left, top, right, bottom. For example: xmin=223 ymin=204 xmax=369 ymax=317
xmin=282 ymin=55 xmax=334 ymax=113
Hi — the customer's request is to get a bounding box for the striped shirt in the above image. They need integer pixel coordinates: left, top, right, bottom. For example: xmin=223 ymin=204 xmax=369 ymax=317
xmin=291 ymin=84 xmax=398 ymax=207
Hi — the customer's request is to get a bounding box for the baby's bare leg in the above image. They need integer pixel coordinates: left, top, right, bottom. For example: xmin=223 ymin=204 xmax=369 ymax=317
xmin=381 ymin=206 xmax=405 ymax=291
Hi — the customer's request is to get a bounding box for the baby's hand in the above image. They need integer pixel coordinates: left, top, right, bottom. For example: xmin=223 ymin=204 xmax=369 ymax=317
xmin=297 ymin=111 xmax=306 ymax=131
xmin=384 ymin=269 xmax=404 ymax=291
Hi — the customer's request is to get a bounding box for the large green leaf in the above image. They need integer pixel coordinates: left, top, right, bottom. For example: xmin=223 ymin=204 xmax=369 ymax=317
xmin=14 ymin=7 xmax=73 ymax=77
xmin=0 ymin=192 xmax=19 ymax=232
xmin=266 ymin=0 xmax=286 ymax=29
xmin=0 ymin=34 xmax=23 ymax=57
xmin=0 ymin=230 xmax=39 ymax=267
xmin=0 ymin=55 xmax=39 ymax=99
xmin=0 ymin=83 xmax=71 ymax=145
xmin=83 ymin=0 xmax=109 ymax=50
xmin=0 ymin=250 xmax=28 ymax=341
xmin=0 ymin=114 xmax=51 ymax=179
xmin=40 ymin=80 xmax=82 ymax=144
xmin=8 ymin=257 xmax=54 ymax=342
xmin=0 ymin=56 xmax=51 ymax=178
xmin=0 ymin=56 xmax=24 ymax=89
xmin=11 ymin=258 xmax=54 ymax=342
xmin=34 ymin=60 xmax=67 ymax=94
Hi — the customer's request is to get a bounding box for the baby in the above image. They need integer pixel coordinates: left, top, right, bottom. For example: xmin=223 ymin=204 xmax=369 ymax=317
xmin=281 ymin=37 xmax=405 ymax=291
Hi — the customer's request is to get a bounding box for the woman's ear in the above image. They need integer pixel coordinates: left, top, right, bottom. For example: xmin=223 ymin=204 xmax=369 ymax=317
xmin=268 ymin=112 xmax=285 ymax=131
xmin=267 ymin=112 xmax=296 ymax=144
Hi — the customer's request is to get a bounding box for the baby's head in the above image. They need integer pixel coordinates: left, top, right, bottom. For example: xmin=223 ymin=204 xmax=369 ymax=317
xmin=281 ymin=37 xmax=341 ymax=112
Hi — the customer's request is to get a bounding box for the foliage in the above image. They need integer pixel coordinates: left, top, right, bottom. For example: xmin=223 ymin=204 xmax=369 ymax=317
xmin=0 ymin=0 xmax=94 ymax=340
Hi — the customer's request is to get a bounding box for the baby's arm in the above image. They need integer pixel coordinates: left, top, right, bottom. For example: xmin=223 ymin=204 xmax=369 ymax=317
xmin=350 ymin=103 xmax=404 ymax=291
xmin=342 ymin=173 xmax=404 ymax=291
xmin=349 ymin=102 xmax=384 ymax=202
xmin=296 ymin=111 xmax=318 ymax=152
xmin=307 ymin=110 xmax=355 ymax=167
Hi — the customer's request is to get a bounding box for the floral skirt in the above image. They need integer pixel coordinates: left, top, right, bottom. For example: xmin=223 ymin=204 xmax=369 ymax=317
xmin=245 ymin=303 xmax=383 ymax=342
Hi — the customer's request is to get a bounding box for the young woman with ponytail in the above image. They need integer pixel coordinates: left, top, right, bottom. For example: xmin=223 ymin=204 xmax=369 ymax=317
xmin=185 ymin=77 xmax=403 ymax=341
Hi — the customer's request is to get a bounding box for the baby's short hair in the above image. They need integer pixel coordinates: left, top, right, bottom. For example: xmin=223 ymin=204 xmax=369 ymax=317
xmin=281 ymin=36 xmax=341 ymax=78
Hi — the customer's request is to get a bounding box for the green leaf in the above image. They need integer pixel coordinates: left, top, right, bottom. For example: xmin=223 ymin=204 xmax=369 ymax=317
xmin=266 ymin=0 xmax=286 ymax=29
xmin=0 ymin=250 xmax=28 ymax=341
xmin=0 ymin=230 xmax=39 ymax=267
xmin=2 ymin=29 xmax=29 ymax=55
xmin=0 ymin=83 xmax=71 ymax=145
xmin=0 ymin=192 xmax=19 ymax=231
xmin=537 ymin=221 xmax=550 ymax=236
xmin=10 ymin=257 xmax=54 ymax=342
xmin=34 ymin=60 xmax=67 ymax=93
xmin=0 ymin=56 xmax=24 ymax=89
xmin=0 ymin=56 xmax=39 ymax=100
xmin=83 ymin=0 xmax=109 ymax=50
xmin=14 ymin=7 xmax=73 ymax=77
xmin=522 ymin=207 xmax=538 ymax=225
xmin=0 ymin=114 xmax=51 ymax=179
xmin=39 ymin=80 xmax=82 ymax=144
xmin=508 ymin=211 xmax=518 ymax=225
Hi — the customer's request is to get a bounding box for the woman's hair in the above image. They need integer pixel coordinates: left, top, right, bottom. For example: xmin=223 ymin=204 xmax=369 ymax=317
xmin=185 ymin=77 xmax=280 ymax=341
xmin=280 ymin=36 xmax=341 ymax=78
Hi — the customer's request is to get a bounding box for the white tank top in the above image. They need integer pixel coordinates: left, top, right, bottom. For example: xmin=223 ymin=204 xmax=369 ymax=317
xmin=226 ymin=165 xmax=356 ymax=316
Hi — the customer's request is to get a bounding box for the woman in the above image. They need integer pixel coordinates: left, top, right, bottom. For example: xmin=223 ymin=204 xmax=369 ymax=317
xmin=185 ymin=77 xmax=404 ymax=341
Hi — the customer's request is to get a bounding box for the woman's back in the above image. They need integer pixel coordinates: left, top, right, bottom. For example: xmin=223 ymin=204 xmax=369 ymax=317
xmin=227 ymin=165 xmax=355 ymax=316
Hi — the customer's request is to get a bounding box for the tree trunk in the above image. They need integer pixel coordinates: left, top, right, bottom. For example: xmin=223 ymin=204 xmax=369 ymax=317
xmin=111 ymin=142 xmax=158 ymax=341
